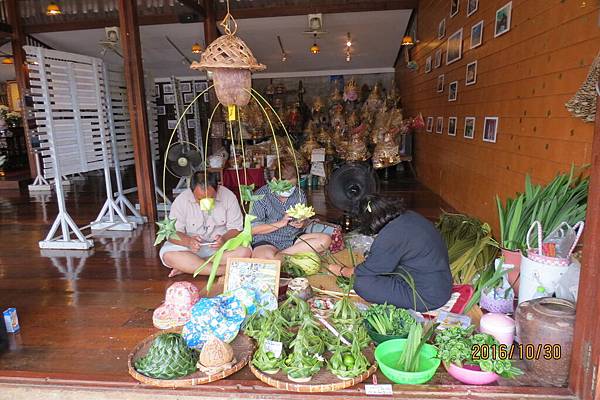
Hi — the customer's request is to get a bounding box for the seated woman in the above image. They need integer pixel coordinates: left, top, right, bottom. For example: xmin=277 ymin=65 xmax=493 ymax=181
xmin=251 ymin=163 xmax=331 ymax=260
xmin=160 ymin=171 xmax=251 ymax=277
xmin=330 ymin=194 xmax=452 ymax=312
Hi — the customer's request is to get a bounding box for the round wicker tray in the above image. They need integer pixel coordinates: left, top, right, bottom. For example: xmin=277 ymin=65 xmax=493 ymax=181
xmin=128 ymin=330 xmax=254 ymax=388
xmin=250 ymin=347 xmax=378 ymax=393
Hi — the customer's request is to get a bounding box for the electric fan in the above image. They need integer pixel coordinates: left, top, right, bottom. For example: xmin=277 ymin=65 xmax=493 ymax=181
xmin=325 ymin=162 xmax=378 ymax=230
xmin=166 ymin=142 xmax=203 ymax=178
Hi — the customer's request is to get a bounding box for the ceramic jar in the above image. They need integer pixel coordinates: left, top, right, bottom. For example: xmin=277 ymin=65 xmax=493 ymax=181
xmin=515 ymin=297 xmax=576 ymax=387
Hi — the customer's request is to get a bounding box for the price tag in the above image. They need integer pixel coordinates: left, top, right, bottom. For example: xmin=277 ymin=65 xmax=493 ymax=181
xmin=310 ymin=162 xmax=326 ymax=178
xmin=311 ymin=148 xmax=326 ymax=162
xmin=365 ymin=384 xmax=393 ymax=396
xmin=263 ymin=340 xmax=283 ymax=358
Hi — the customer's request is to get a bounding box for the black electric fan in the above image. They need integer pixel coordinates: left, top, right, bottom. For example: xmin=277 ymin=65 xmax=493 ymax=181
xmin=166 ymin=142 xmax=203 ymax=178
xmin=325 ymin=162 xmax=378 ymax=230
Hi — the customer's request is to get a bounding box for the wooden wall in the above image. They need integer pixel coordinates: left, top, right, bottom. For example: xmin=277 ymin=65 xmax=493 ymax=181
xmin=396 ymin=0 xmax=599 ymax=229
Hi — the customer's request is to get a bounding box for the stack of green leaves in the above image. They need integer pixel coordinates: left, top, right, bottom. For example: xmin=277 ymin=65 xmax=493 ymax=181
xmin=435 ymin=326 xmax=523 ymax=379
xmin=279 ymin=293 xmax=311 ymax=326
xmin=395 ymin=321 xmax=438 ymax=372
xmin=282 ymin=252 xmax=322 ymax=277
xmin=331 ymin=295 xmax=363 ymax=328
xmin=242 ymin=309 xmax=266 ymax=340
xmin=364 ymin=303 xmax=416 ymax=337
xmin=326 ymin=336 xmax=370 ymax=379
xmin=436 ymin=212 xmax=499 ymax=285
xmin=497 ymin=166 xmax=589 ymax=251
xmin=134 ymin=333 xmax=198 ymax=379
xmin=256 ymin=309 xmax=293 ymax=344
xmin=252 ymin=339 xmax=285 ymax=373
xmin=282 ymin=315 xmax=324 ymax=381
xmin=290 ymin=314 xmax=325 ymax=355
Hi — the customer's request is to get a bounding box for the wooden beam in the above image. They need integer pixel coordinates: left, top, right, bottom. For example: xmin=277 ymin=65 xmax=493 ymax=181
xmin=118 ymin=0 xmax=157 ymax=222
xmin=178 ymin=0 xmax=205 ymax=16
xmin=203 ymin=0 xmax=217 ymax=44
xmin=569 ymin=83 xmax=600 ymax=400
xmin=6 ymin=0 xmax=37 ymax=178
xmin=24 ymin=14 xmax=179 ymax=34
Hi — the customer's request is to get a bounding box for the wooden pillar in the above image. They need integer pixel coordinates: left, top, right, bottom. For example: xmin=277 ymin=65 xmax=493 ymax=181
xmin=203 ymin=0 xmax=217 ymax=44
xmin=118 ymin=0 xmax=157 ymax=221
xmin=569 ymin=83 xmax=600 ymax=399
xmin=6 ymin=0 xmax=37 ymax=178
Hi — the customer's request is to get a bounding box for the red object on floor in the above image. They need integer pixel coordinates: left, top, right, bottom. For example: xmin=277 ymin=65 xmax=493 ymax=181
xmin=222 ymin=168 xmax=266 ymax=200
xmin=449 ymin=284 xmax=474 ymax=314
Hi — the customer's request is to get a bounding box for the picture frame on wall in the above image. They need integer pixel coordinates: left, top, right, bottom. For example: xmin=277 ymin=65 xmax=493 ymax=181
xmin=200 ymin=82 xmax=209 ymax=101
xmin=483 ymin=117 xmax=499 ymax=143
xmin=157 ymin=105 xmax=166 ymax=115
xmin=470 ymin=20 xmax=484 ymax=49
xmin=446 ymin=28 xmax=463 ymax=65
xmin=154 ymin=84 xmax=160 ymax=96
xmin=183 ymin=92 xmax=195 ymax=103
xmin=426 ymin=117 xmax=434 ymax=132
xmin=162 ymin=83 xmax=173 ymax=94
xmin=425 ymin=56 xmax=432 ymax=73
xmin=448 ymin=117 xmax=457 ymax=136
xmin=495 ymin=1 xmax=512 ymax=38
xmin=167 ymin=120 xmax=177 ymax=130
xmin=434 ymin=49 xmax=443 ymax=68
xmin=436 ymin=117 xmax=444 ymax=134
xmin=466 ymin=61 xmax=478 ymax=86
xmin=187 ymin=119 xmax=196 ymax=129
xmin=450 ymin=0 xmax=459 ymax=17
xmin=448 ymin=81 xmax=458 ymax=101
xmin=194 ymin=82 xmax=204 ymax=93
xmin=186 ymin=106 xmax=193 ymax=115
xmin=467 ymin=0 xmax=479 ymax=16
xmin=438 ymin=18 xmax=446 ymax=39
xmin=163 ymin=94 xmax=175 ymax=104
xmin=437 ymin=74 xmax=445 ymax=93
xmin=180 ymin=82 xmax=191 ymax=93
xmin=464 ymin=117 xmax=475 ymax=139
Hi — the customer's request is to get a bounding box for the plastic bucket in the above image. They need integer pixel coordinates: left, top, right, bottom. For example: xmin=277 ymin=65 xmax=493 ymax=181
xmin=374 ymin=339 xmax=440 ymax=384
xmin=518 ymin=255 xmax=569 ymax=305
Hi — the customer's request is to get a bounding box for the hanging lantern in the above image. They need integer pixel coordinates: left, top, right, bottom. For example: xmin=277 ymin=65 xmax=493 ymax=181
xmin=2 ymin=57 xmax=13 ymax=65
xmin=191 ymin=42 xmax=202 ymax=54
xmin=190 ymin=7 xmax=265 ymax=107
xmin=46 ymin=1 xmax=62 ymax=15
xmin=401 ymin=35 xmax=414 ymax=46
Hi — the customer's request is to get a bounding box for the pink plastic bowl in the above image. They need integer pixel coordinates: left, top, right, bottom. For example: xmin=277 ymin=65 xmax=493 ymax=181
xmin=445 ymin=362 xmax=499 ymax=385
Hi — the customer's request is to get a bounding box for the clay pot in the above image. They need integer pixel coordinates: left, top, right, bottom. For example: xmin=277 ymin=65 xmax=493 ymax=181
xmin=501 ymin=248 xmax=522 ymax=292
xmin=515 ymin=297 xmax=576 ymax=387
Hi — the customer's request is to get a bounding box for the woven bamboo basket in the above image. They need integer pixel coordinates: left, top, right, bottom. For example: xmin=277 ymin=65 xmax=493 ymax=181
xmin=128 ymin=330 xmax=254 ymax=388
xmin=250 ymin=346 xmax=377 ymax=393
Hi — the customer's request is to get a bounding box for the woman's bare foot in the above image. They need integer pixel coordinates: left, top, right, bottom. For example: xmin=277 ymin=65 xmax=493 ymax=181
xmin=168 ymin=268 xmax=185 ymax=278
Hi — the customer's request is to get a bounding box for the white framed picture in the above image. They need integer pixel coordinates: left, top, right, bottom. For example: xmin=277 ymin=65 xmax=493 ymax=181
xmin=180 ymin=82 xmax=191 ymax=93
xmin=157 ymin=105 xmax=166 ymax=115
xmin=470 ymin=20 xmax=484 ymax=49
xmin=438 ymin=18 xmax=446 ymax=39
xmin=162 ymin=83 xmax=173 ymax=94
xmin=224 ymin=258 xmax=281 ymax=297
xmin=154 ymin=84 xmax=160 ymax=96
xmin=450 ymin=0 xmax=459 ymax=17
xmin=187 ymin=119 xmax=196 ymax=129
xmin=437 ymin=74 xmax=445 ymax=93
xmin=483 ymin=117 xmax=499 ymax=143
xmin=436 ymin=117 xmax=444 ymax=134
xmin=193 ymin=82 xmax=204 ymax=92
xmin=466 ymin=61 xmax=478 ymax=86
xmin=464 ymin=117 xmax=475 ymax=139
xmin=495 ymin=1 xmax=512 ymax=38
xmin=186 ymin=106 xmax=193 ymax=115
xmin=467 ymin=0 xmax=479 ymax=16
xmin=448 ymin=117 xmax=457 ymax=136
xmin=163 ymin=94 xmax=175 ymax=104
xmin=183 ymin=92 xmax=195 ymax=103
xmin=167 ymin=119 xmax=177 ymax=130
xmin=448 ymin=81 xmax=458 ymax=101
xmin=426 ymin=117 xmax=434 ymax=132
xmin=446 ymin=28 xmax=463 ymax=65
xmin=425 ymin=56 xmax=432 ymax=73
xmin=434 ymin=49 xmax=443 ymax=68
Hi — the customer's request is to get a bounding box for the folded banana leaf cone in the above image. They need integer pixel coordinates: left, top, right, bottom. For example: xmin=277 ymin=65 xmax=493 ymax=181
xmin=134 ymin=333 xmax=198 ymax=379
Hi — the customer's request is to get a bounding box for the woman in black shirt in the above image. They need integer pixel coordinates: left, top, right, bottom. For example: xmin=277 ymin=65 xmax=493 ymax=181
xmin=330 ymin=195 xmax=452 ymax=312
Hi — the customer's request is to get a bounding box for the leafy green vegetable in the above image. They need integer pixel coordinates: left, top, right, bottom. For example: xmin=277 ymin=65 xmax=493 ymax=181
xmin=279 ymin=293 xmax=311 ymax=326
xmin=268 ymin=179 xmax=294 ymax=194
xmin=331 ymin=295 xmax=363 ymax=327
xmin=252 ymin=341 xmax=284 ymax=372
xmin=364 ymin=303 xmax=416 ymax=337
xmin=283 ymin=252 xmax=321 ymax=276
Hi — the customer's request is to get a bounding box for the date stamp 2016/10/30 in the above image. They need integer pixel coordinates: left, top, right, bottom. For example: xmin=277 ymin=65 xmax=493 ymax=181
xmin=472 ymin=344 xmax=562 ymax=361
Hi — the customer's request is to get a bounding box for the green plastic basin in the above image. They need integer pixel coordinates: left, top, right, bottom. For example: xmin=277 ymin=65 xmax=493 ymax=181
xmin=364 ymin=320 xmax=408 ymax=344
xmin=374 ymin=339 xmax=440 ymax=385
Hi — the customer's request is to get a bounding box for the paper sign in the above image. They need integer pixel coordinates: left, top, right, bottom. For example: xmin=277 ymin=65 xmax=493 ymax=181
xmin=310 ymin=162 xmax=326 ymax=178
xmin=365 ymin=384 xmax=393 ymax=396
xmin=263 ymin=340 xmax=283 ymax=358
xmin=311 ymin=148 xmax=326 ymax=162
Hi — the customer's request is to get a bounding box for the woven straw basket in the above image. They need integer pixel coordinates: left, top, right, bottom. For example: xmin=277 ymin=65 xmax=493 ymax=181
xmin=191 ymin=34 xmax=266 ymax=72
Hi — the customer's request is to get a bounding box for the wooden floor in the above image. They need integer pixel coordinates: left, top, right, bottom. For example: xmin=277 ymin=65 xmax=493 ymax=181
xmin=0 ymin=174 xmax=574 ymax=399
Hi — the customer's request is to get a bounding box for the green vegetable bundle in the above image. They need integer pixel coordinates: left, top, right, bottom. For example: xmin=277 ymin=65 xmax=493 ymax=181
xmin=497 ymin=166 xmax=589 ymax=251
xmin=283 ymin=315 xmax=325 ymax=380
xmin=268 ymin=179 xmax=294 ymax=194
xmin=436 ymin=212 xmax=499 ymax=285
xmin=242 ymin=310 xmax=265 ymax=340
xmin=435 ymin=326 xmax=523 ymax=379
xmin=283 ymin=252 xmax=321 ymax=277
xmin=252 ymin=341 xmax=284 ymax=373
xmin=327 ymin=336 xmax=370 ymax=379
xmin=257 ymin=309 xmax=293 ymax=344
xmin=290 ymin=314 xmax=325 ymax=355
xmin=134 ymin=333 xmax=198 ymax=379
xmin=279 ymin=293 xmax=311 ymax=326
xmin=364 ymin=304 xmax=416 ymax=337
xmin=282 ymin=351 xmax=322 ymax=381
xmin=331 ymin=295 xmax=363 ymax=327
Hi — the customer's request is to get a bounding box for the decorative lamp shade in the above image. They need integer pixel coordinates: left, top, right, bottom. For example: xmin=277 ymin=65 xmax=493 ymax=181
xmin=46 ymin=2 xmax=62 ymax=15
xmin=2 ymin=57 xmax=13 ymax=65
xmin=191 ymin=42 xmax=202 ymax=54
xmin=401 ymin=35 xmax=414 ymax=46
xmin=310 ymin=43 xmax=320 ymax=55
xmin=190 ymin=34 xmax=266 ymax=107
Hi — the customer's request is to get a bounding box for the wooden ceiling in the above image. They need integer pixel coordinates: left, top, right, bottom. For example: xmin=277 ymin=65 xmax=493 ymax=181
xmin=18 ymin=0 xmax=418 ymax=33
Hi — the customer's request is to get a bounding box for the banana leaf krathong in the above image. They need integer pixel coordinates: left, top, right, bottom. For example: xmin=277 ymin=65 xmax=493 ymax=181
xmin=154 ymin=216 xmax=180 ymax=246
xmin=268 ymin=179 xmax=294 ymax=194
